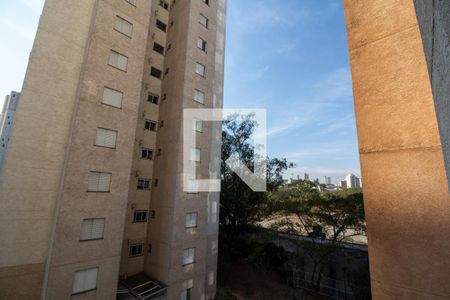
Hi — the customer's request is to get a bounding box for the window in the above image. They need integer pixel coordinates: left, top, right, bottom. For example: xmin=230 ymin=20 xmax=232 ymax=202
xmin=148 ymin=93 xmax=159 ymax=104
xmin=88 ymin=172 xmax=111 ymax=192
xmin=95 ymin=128 xmax=117 ymax=148
xmin=193 ymin=119 xmax=203 ymax=132
xmin=133 ymin=210 xmax=148 ymax=223
xmin=150 ymin=67 xmax=162 ymax=79
xmin=137 ymin=179 xmax=151 ymax=190
xmin=114 ymin=16 xmax=133 ymax=37
xmin=154 ymin=179 xmax=159 ymax=187
xmin=102 ymin=87 xmax=123 ymax=108
xmin=183 ymin=248 xmax=195 ymax=265
xmin=201 ymin=0 xmax=209 ymax=5
xmin=159 ymin=0 xmax=169 ymax=10
xmin=153 ymin=42 xmax=165 ymax=55
xmin=181 ymin=288 xmax=192 ymax=300
xmin=80 ymin=218 xmax=105 ymax=241
xmin=197 ymin=37 xmax=207 ymax=52
xmin=156 ymin=19 xmax=167 ymax=32
xmin=185 ymin=212 xmax=198 ymax=228
xmin=195 ymin=63 xmax=206 ymax=77
xmin=129 ymin=244 xmax=144 ymax=257
xmin=199 ymin=14 xmax=208 ymax=28
xmin=72 ymin=268 xmax=98 ymax=295
xmin=141 ymin=148 xmax=154 ymax=160
xmin=108 ymin=50 xmax=128 ymax=71
xmin=150 ymin=210 xmax=156 ymax=219
xmin=190 ymin=148 xmax=201 ymax=162
xmin=126 ymin=0 xmax=137 ymax=5
xmin=194 ymin=89 xmax=205 ymax=104
xmin=145 ymin=120 xmax=157 ymax=131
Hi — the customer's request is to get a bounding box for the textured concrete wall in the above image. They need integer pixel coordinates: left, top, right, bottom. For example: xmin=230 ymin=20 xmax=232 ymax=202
xmin=0 ymin=0 xmax=97 ymax=298
xmin=344 ymin=0 xmax=450 ymax=299
xmin=44 ymin=0 xmax=152 ymax=298
xmin=143 ymin=0 xmax=226 ymax=299
xmin=414 ymin=0 xmax=450 ymax=191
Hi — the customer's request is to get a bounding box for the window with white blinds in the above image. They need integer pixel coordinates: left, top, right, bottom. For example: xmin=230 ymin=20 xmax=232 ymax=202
xmin=87 ymin=172 xmax=111 ymax=192
xmin=95 ymin=128 xmax=117 ymax=148
xmin=194 ymin=89 xmax=205 ymax=104
xmin=102 ymin=87 xmax=123 ymax=108
xmin=108 ymin=50 xmax=128 ymax=71
xmin=199 ymin=14 xmax=208 ymax=28
xmin=80 ymin=218 xmax=105 ymax=241
xmin=72 ymin=267 xmax=98 ymax=294
xmin=185 ymin=213 xmax=198 ymax=228
xmin=114 ymin=16 xmax=133 ymax=37
xmin=193 ymin=119 xmax=203 ymax=132
xmin=190 ymin=148 xmax=201 ymax=162
xmin=195 ymin=63 xmax=206 ymax=76
xmin=183 ymin=248 xmax=195 ymax=265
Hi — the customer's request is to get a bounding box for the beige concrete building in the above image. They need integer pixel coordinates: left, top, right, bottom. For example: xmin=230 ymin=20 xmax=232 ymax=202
xmin=0 ymin=0 xmax=226 ymax=299
xmin=344 ymin=0 xmax=450 ymax=299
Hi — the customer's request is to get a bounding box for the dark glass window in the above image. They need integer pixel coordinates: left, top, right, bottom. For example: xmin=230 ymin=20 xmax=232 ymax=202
xmin=150 ymin=67 xmax=162 ymax=79
xmin=148 ymin=93 xmax=159 ymax=104
xmin=153 ymin=42 xmax=165 ymax=55
xmin=144 ymin=120 xmax=157 ymax=131
xmin=133 ymin=211 xmax=148 ymax=222
xmin=137 ymin=179 xmax=151 ymax=190
xmin=156 ymin=19 xmax=167 ymax=32
xmin=141 ymin=148 xmax=154 ymax=160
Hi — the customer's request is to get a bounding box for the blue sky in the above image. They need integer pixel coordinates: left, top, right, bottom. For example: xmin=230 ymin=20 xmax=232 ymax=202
xmin=224 ymin=0 xmax=360 ymax=183
xmin=0 ymin=0 xmax=360 ymax=183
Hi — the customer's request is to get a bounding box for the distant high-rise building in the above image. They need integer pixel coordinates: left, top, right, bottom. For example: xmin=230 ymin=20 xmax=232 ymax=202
xmin=346 ymin=173 xmax=361 ymax=188
xmin=0 ymin=91 xmax=20 ymax=173
xmin=0 ymin=0 xmax=226 ymax=299
xmin=325 ymin=176 xmax=332 ymax=185
xmin=304 ymin=173 xmax=310 ymax=180
xmin=338 ymin=180 xmax=347 ymax=188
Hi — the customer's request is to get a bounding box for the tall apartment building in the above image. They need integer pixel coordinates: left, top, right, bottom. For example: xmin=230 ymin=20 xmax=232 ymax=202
xmin=0 ymin=91 xmax=20 ymax=173
xmin=0 ymin=0 xmax=226 ymax=299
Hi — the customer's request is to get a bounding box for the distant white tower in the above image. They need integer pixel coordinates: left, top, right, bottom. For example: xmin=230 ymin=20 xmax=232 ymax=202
xmin=346 ymin=173 xmax=361 ymax=188
xmin=304 ymin=173 xmax=310 ymax=180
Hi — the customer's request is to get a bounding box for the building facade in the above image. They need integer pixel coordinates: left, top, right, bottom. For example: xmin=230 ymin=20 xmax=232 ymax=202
xmin=0 ymin=91 xmax=20 ymax=173
xmin=345 ymin=0 xmax=450 ymax=298
xmin=0 ymin=0 xmax=226 ymax=299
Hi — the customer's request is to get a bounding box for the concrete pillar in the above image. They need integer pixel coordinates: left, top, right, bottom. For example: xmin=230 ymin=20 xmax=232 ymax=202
xmin=344 ymin=0 xmax=450 ymax=298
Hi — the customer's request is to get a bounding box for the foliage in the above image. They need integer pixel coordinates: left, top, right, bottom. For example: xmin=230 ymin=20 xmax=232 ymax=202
xmin=269 ymin=181 xmax=366 ymax=292
xmin=220 ymin=114 xmax=293 ymax=234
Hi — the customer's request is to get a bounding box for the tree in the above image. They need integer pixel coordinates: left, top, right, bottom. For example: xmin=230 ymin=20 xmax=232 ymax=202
xmin=220 ymin=114 xmax=292 ymax=236
xmin=270 ymin=181 xmax=366 ymax=293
